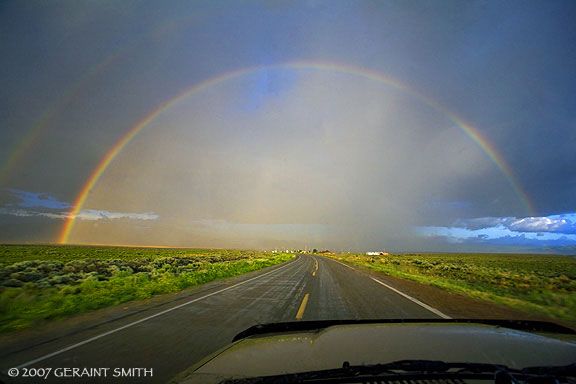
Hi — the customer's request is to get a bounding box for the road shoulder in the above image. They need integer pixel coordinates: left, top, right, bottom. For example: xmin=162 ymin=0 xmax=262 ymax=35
xmin=319 ymin=256 xmax=576 ymax=330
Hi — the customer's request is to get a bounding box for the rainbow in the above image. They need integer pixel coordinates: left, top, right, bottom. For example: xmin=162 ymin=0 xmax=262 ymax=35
xmin=58 ymin=62 xmax=535 ymax=244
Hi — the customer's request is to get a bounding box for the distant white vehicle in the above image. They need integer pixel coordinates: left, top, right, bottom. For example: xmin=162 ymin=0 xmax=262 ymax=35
xmin=366 ymin=251 xmax=389 ymax=256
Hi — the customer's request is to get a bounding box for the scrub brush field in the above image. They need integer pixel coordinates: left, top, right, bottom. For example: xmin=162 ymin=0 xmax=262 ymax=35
xmin=0 ymin=245 xmax=293 ymax=333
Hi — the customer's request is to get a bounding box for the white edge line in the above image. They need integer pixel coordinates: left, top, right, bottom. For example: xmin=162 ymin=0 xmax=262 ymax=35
xmin=14 ymin=257 xmax=299 ymax=369
xmin=328 ymin=257 xmax=451 ymax=319
xmin=370 ymin=277 xmax=452 ymax=319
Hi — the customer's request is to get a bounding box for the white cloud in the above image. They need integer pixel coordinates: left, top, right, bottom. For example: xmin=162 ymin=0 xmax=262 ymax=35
xmin=74 ymin=210 xmax=159 ymax=221
xmin=504 ymin=217 xmax=576 ymax=234
xmin=416 ymin=212 xmax=576 ymax=252
xmin=450 ymin=213 xmax=576 ymax=235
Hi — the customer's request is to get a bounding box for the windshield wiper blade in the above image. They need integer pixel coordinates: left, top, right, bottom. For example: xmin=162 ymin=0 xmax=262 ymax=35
xmin=521 ymin=363 xmax=576 ymax=376
xmin=381 ymin=359 xmax=506 ymax=372
xmin=220 ymin=360 xmax=576 ymax=384
xmin=220 ymin=360 xmax=506 ymax=383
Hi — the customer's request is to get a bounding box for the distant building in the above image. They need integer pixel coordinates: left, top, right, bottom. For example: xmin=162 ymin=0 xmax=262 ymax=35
xmin=366 ymin=251 xmax=389 ymax=256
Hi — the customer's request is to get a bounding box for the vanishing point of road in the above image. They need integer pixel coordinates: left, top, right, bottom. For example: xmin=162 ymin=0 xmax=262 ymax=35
xmin=0 ymin=255 xmax=451 ymax=383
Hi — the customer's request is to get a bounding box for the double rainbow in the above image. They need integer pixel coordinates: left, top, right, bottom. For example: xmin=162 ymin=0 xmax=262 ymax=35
xmin=57 ymin=62 xmax=535 ymax=244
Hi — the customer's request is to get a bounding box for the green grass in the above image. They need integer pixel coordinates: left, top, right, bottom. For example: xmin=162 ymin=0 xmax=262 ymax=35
xmin=328 ymin=253 xmax=576 ymax=322
xmin=0 ymin=245 xmax=294 ymax=333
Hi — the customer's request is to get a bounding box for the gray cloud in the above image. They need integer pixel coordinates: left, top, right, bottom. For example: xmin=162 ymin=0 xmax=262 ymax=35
xmin=0 ymin=206 xmax=158 ymax=222
xmin=453 ymin=217 xmax=504 ymax=231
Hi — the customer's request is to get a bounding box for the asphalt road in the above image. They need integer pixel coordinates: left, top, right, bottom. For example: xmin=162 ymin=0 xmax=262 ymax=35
xmin=1 ymin=255 xmax=449 ymax=383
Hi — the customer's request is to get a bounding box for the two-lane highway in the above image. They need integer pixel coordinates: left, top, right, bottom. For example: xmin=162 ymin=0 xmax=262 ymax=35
xmin=297 ymin=256 xmax=449 ymax=320
xmin=1 ymin=255 xmax=450 ymax=383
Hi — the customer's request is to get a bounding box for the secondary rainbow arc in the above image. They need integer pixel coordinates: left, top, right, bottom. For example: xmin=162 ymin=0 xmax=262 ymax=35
xmin=58 ymin=62 xmax=535 ymax=244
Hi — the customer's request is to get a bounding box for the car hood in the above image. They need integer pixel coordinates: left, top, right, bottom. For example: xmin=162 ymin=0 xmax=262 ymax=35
xmin=171 ymin=322 xmax=576 ymax=384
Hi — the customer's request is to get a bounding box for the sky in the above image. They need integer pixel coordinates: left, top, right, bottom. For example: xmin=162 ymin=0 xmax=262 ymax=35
xmin=1 ymin=0 xmax=575 ymax=253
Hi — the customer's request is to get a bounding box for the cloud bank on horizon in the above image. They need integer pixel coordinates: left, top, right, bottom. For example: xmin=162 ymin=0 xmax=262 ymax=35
xmin=453 ymin=215 xmax=576 ymax=235
xmin=1 ymin=1 xmax=575 ymax=252
xmin=418 ymin=213 xmax=576 ymax=253
xmin=1 ymin=190 xmax=158 ymax=222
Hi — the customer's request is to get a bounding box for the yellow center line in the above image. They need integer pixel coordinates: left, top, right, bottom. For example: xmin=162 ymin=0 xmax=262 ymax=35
xmin=312 ymin=259 xmax=319 ymax=276
xmin=295 ymin=293 xmax=310 ymax=320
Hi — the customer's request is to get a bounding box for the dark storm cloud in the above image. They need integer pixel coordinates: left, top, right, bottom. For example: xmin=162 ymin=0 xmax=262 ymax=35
xmin=1 ymin=1 xmax=575 ymax=251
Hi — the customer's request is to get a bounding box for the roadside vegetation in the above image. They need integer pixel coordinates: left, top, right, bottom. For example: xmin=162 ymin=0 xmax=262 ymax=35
xmin=329 ymin=253 xmax=576 ymax=322
xmin=0 ymin=245 xmax=293 ymax=333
